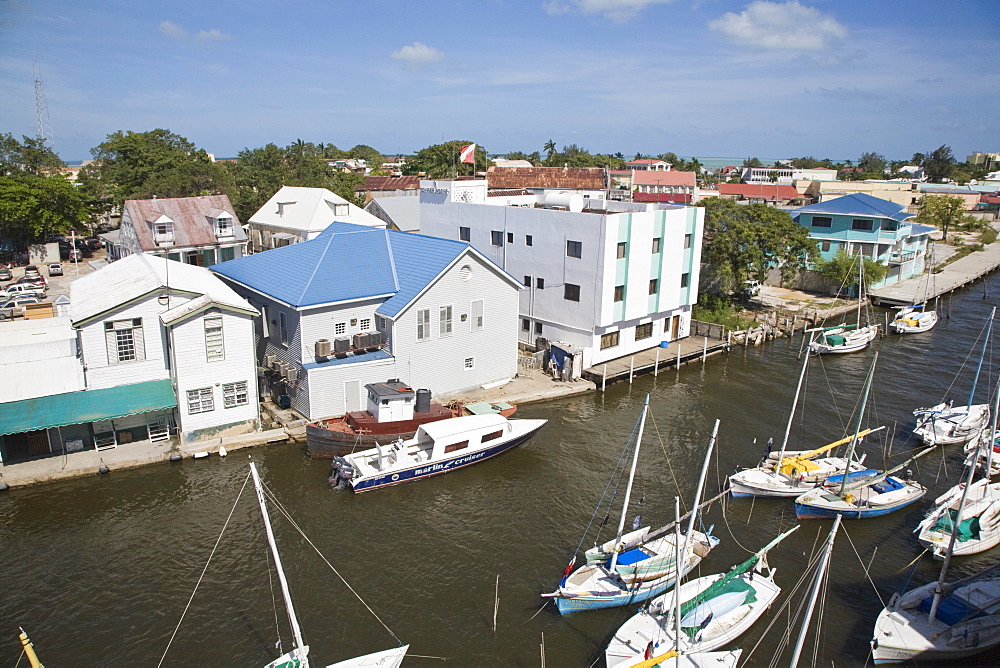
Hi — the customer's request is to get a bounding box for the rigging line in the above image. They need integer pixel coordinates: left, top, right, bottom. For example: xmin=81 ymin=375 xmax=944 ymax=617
xmin=719 ymin=495 xmax=755 ymax=554
xmin=814 ymin=353 xmax=848 ymax=436
xmin=158 ymin=471 xmax=251 ymax=668
xmin=265 ymin=529 xmax=282 ymax=657
xmin=894 ymin=548 xmax=929 ymax=575
xmin=840 ymin=526 xmax=887 ymax=608
xmin=648 ymin=412 xmax=685 ymax=511
xmin=582 ymin=417 xmax=642 ymax=551
xmin=262 ymin=484 xmax=403 ymax=646
xmin=523 ymin=599 xmax=549 ymax=624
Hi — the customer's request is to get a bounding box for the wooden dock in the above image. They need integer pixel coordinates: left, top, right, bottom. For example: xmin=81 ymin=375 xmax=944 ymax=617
xmin=583 ymin=321 xmax=730 ymax=389
xmin=870 ymin=234 xmax=1000 ymax=307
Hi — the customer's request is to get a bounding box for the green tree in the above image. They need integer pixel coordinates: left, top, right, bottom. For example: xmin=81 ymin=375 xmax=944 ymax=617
xmin=0 ymin=133 xmax=65 ymax=176
xmin=402 ymin=140 xmax=487 ymax=178
xmin=742 ymin=157 xmax=762 ymax=168
xmin=924 ymin=145 xmax=956 ymax=183
xmin=0 ymin=173 xmax=90 ymax=246
xmin=915 ymin=194 xmax=972 ymax=242
xmin=814 ymin=249 xmax=889 ymax=291
xmin=858 ymin=152 xmax=887 ymax=178
xmin=348 ymin=144 xmax=385 ymax=170
xmin=696 ymin=198 xmax=818 ymax=293
xmin=543 ymin=140 xmax=557 ymax=160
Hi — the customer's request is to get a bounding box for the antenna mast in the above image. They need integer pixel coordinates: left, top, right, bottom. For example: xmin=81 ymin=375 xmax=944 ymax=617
xmin=34 ymin=58 xmax=55 ymax=151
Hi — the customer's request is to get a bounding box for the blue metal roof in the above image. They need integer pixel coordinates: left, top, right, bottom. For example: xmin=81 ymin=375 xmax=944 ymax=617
xmin=212 ymin=223 xmax=469 ymax=314
xmin=794 ymin=193 xmax=911 ymax=222
xmin=301 ymin=348 xmax=393 ymax=370
xmin=909 ymin=223 xmax=937 ymax=236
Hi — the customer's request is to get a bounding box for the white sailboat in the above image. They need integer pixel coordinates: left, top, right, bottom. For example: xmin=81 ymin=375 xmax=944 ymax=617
xmin=729 ymin=335 xmax=872 ymax=498
xmin=605 ymin=526 xmax=799 ymax=667
xmin=252 ymin=461 xmax=409 ymax=668
xmin=544 ymin=398 xmax=718 ymax=615
xmin=889 ymin=247 xmax=939 ymax=334
xmin=913 ymin=307 xmax=995 ymax=446
xmin=809 ymin=257 xmax=879 ymax=354
xmin=916 ymin=377 xmax=1000 ymax=558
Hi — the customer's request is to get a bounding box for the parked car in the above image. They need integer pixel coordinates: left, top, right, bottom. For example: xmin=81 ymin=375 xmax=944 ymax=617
xmin=67 ymin=248 xmax=82 ymax=262
xmin=0 ymin=295 xmax=41 ymax=320
xmin=13 ymin=275 xmax=46 ymax=288
xmin=24 ymin=265 xmax=40 ymax=278
xmin=0 ymin=267 xmax=11 ymax=282
xmin=1 ymin=283 xmax=45 ymax=299
xmin=47 ymin=263 xmax=63 ymax=276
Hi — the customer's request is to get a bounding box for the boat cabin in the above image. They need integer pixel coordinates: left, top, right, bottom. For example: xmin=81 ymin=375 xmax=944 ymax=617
xmin=365 ymin=379 xmax=424 ymax=423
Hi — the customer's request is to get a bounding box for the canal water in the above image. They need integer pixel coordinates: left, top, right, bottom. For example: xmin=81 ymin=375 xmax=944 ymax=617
xmin=3 ymin=279 xmax=1000 ymax=666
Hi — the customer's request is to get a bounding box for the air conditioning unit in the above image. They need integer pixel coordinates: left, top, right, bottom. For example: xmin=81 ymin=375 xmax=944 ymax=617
xmin=353 ymin=333 xmax=368 ymax=350
xmin=315 ymin=338 xmax=331 ymax=358
xmin=265 ymin=354 xmax=276 ymax=367
xmin=334 ymin=336 xmax=351 ymax=353
xmin=284 ymin=366 xmax=298 ymax=382
xmin=369 ymin=331 xmax=384 ymax=347
xmin=274 ymin=361 xmax=288 ymax=376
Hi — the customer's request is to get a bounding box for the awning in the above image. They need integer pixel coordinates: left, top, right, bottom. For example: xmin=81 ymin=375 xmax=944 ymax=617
xmin=270 ymin=232 xmax=296 ymax=240
xmin=0 ymin=379 xmax=177 ymax=436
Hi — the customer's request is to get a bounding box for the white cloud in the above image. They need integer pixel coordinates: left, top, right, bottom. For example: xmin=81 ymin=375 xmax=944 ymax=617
xmin=708 ymin=1 xmax=847 ymax=50
xmin=391 ymin=42 xmax=445 ymax=71
xmin=543 ymin=0 xmax=678 ymax=23
xmin=158 ymin=20 xmax=188 ymax=40
xmin=195 ymin=29 xmax=232 ymax=42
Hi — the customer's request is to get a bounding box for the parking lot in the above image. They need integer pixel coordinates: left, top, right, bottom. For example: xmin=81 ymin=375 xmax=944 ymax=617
xmin=2 ymin=250 xmax=105 ymax=319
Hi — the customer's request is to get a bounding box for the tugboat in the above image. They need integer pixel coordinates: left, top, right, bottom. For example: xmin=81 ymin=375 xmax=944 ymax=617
xmin=306 ymin=379 xmax=516 ymax=458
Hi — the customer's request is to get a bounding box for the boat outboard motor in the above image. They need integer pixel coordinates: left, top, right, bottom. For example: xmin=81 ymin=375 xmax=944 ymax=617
xmin=329 ymin=456 xmax=356 ymax=489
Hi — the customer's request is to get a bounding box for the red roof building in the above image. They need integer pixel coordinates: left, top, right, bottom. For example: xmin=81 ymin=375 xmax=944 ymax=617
xmin=632 ymin=170 xmax=697 ymax=203
xmin=716 ymin=183 xmax=806 ymax=205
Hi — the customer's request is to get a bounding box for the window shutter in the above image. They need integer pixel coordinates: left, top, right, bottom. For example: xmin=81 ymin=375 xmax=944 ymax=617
xmin=106 ymin=327 xmax=119 ymax=364
xmin=133 ymin=323 xmax=146 ymax=361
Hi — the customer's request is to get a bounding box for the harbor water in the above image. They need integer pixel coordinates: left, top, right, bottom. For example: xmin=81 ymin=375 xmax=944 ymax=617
xmin=3 ymin=279 xmax=1000 ymax=666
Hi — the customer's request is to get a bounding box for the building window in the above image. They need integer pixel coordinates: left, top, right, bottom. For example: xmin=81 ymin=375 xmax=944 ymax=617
xmin=534 ymin=322 xmax=543 ymax=335
xmin=360 ymin=318 xmax=371 ymax=330
xmin=104 ymin=318 xmax=145 ymax=364
xmin=649 ymin=279 xmax=658 ymax=295
xmin=491 ymin=231 xmax=503 ymax=246
xmin=652 ymin=237 xmax=661 ymax=254
xmin=459 ymin=226 xmax=470 ymax=242
xmin=564 ymin=283 xmax=581 ymax=302
xmin=525 ymin=235 xmax=533 ymax=246
xmin=223 ymin=381 xmax=249 ymax=408
xmin=681 ymin=273 xmax=690 ymax=288
xmin=279 ymin=312 xmax=288 ymax=345
xmin=600 ymin=331 xmax=620 ymax=350
xmin=852 ymin=218 xmax=874 ymax=231
xmin=507 ymin=232 xmax=514 ymax=243
xmin=822 ymin=241 xmax=831 ymax=252
xmin=567 ymin=240 xmax=582 ymax=258
xmin=416 ymin=309 xmax=431 ymax=341
xmin=812 ymin=216 xmax=832 ymax=228
xmin=536 ymin=277 xmax=544 ymax=290
xmin=522 ymin=318 xmax=530 ymax=332
xmin=635 ymin=323 xmax=653 ymax=340
xmin=524 ymin=275 xmax=531 ymax=287
xmin=187 ymin=387 xmax=214 ymax=414
xmin=439 ymin=305 xmax=453 ymax=337
xmin=204 ymin=316 xmax=224 ymax=362
xmin=472 ymin=300 xmax=484 ymax=331
xmin=617 ymin=242 xmax=627 ymax=259
xmin=215 ymin=216 xmax=232 ymax=237
xmin=885 ymin=221 xmax=899 ymax=231
xmin=464 ymin=357 xmax=475 ymax=370
xmin=684 ymin=234 xmax=692 ymax=249
xmin=614 ymin=285 xmax=624 ymax=302
xmin=335 ymin=322 xmax=346 ymax=335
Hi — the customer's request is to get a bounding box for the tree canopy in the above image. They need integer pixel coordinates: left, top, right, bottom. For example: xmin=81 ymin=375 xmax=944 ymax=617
xmin=402 ymin=140 xmax=488 ymax=178
xmin=923 ymin=145 xmax=955 ymax=183
xmin=696 ymin=198 xmax=818 ymax=294
xmin=914 ymin=194 xmax=971 ymax=242
xmin=814 ymin=249 xmax=888 ymax=291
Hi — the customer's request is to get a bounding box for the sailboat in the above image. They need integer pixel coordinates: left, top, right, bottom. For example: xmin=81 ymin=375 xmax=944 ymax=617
xmin=794 ymin=353 xmax=933 ymax=520
xmin=543 ymin=397 xmax=719 ymax=615
xmin=916 ymin=377 xmax=1000 ymax=558
xmin=809 ymin=256 xmax=879 ymax=354
xmin=889 ymin=248 xmax=939 ymax=334
xmin=605 ymin=526 xmax=799 ymax=667
xmin=872 ymin=458 xmax=1000 ymax=664
xmin=254 ymin=462 xmax=408 ymax=668
xmin=913 ymin=307 xmax=995 ymax=446
xmin=730 ymin=334 xmax=872 ymax=498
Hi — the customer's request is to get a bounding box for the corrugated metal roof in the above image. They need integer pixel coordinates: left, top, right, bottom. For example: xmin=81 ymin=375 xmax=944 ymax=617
xmin=248 ymin=185 xmax=385 ymax=233
xmin=717 ymin=183 xmax=800 ymax=200
xmin=123 ymin=195 xmax=245 ymax=250
xmin=360 ymin=176 xmax=421 ymax=191
xmin=632 ymin=171 xmax=696 ymax=187
xmin=486 ymin=166 xmax=606 ymax=190
xmin=211 ymin=223 xmax=473 ymax=316
xmin=301 ymin=348 xmax=393 ymax=370
xmin=367 ymin=196 xmax=420 ymax=232
xmin=70 ymin=254 xmax=256 ymax=324
xmin=793 ymin=193 xmax=911 ymax=222
xmin=909 ymin=223 xmax=937 ymax=236
xmin=0 ymin=379 xmax=177 ymax=436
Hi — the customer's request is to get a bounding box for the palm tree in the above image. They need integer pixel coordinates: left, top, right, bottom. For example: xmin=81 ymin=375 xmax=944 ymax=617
xmin=543 ymin=139 xmax=556 ymax=159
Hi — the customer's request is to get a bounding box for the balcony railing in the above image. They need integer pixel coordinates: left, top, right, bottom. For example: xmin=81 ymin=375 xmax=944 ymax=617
xmin=887 ymin=250 xmax=916 ymax=265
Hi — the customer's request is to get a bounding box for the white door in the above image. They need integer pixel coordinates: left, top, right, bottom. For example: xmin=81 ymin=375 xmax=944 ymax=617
xmin=344 ymin=379 xmax=361 ymax=413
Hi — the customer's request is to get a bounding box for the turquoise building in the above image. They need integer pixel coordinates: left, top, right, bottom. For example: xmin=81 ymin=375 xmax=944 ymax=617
xmin=793 ymin=193 xmax=935 ymax=288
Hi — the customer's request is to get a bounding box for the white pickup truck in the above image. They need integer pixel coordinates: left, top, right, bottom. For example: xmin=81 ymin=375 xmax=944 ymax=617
xmin=0 ymin=296 xmax=41 ymax=320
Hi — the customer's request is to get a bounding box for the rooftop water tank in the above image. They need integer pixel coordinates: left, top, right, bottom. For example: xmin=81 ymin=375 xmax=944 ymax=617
xmin=544 ymin=192 xmax=584 ymax=213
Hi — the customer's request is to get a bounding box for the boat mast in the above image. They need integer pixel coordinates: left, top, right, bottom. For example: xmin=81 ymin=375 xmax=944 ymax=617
xmin=839 ymin=352 xmax=878 ymax=498
xmin=965 ymin=307 xmax=995 ymax=410
xmin=609 ymin=395 xmax=650 ymax=574
xmin=856 ymin=254 xmax=863 ymax=327
xmin=250 ymin=462 xmax=309 ymax=666
xmin=775 ymin=337 xmax=813 ymax=468
xmin=987 ymin=376 xmax=999 ymax=481
xmin=683 ymin=419 xmax=718 ymax=553
xmin=672 ymin=496 xmax=682 ymax=653
xmin=788 ymin=514 xmax=842 ymax=667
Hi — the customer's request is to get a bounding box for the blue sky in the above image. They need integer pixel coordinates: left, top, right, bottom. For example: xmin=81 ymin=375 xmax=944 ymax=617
xmin=1 ymin=0 xmax=997 ymax=163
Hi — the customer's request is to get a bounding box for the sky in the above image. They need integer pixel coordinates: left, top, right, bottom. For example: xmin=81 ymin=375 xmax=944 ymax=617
xmin=1 ymin=0 xmax=998 ymax=164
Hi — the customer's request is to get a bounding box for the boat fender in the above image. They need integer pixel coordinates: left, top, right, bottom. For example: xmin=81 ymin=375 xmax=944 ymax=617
xmin=169 ymin=453 xmax=183 ymax=462
xmin=0 ymin=482 xmax=9 ymax=492
xmin=845 ymin=493 xmax=855 ymax=505
xmin=98 ymin=464 xmax=110 ymax=475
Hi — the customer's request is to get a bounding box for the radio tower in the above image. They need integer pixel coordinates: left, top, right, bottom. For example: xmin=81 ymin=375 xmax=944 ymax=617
xmin=34 ymin=59 xmax=55 ymax=151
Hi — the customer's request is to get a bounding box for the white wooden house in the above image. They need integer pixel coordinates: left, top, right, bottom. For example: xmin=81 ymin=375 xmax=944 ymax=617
xmin=211 ymin=222 xmax=522 ymax=420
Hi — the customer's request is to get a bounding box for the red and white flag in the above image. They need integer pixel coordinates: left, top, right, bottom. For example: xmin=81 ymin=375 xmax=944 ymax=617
xmin=460 ymin=143 xmax=476 ymax=164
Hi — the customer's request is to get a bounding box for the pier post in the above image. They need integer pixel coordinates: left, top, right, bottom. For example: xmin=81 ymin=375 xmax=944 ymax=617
xmin=629 ymin=357 xmax=634 ymax=383
xmin=677 ymin=344 xmax=681 ymax=367
xmin=703 ymin=336 xmax=708 ymax=362
xmin=602 ymin=365 xmax=607 ymax=392
xmin=654 ymin=348 xmax=659 ymax=376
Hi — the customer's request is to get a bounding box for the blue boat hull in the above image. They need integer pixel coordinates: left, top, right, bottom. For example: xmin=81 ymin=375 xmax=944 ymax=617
xmin=553 ymin=559 xmax=700 ymax=615
xmin=350 ymin=425 xmax=544 ymax=492
xmin=794 ymin=495 xmax=923 ymax=520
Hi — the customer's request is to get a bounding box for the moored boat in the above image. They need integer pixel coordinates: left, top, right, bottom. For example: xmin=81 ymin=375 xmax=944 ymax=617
xmin=306 ymin=379 xmax=516 ymax=458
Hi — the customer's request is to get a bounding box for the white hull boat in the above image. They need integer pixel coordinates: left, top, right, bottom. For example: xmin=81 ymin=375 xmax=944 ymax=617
xmin=809 ymin=324 xmax=879 ymax=354
xmin=913 ymin=403 xmax=990 ymax=446
xmin=917 ymin=478 xmax=1000 ymax=558
xmin=889 ymin=305 xmax=938 ymax=334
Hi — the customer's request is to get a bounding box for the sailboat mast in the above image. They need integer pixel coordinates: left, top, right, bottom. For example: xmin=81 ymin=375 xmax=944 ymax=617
xmin=839 ymin=352 xmax=878 ymax=498
xmin=965 ymin=307 xmax=995 ymax=409
xmin=986 ymin=376 xmax=999 ymax=479
xmin=856 ymin=255 xmax=863 ymax=327
xmin=788 ymin=514 xmax=841 ymax=667
xmin=928 ymin=444 xmax=979 ymax=623
xmin=672 ymin=496 xmax=682 ymax=653
xmin=250 ymin=462 xmax=308 ymax=664
xmin=610 ymin=395 xmax=650 ymax=573
xmin=683 ymin=420 xmax=718 ymax=547
xmin=776 ymin=337 xmax=813 ymax=465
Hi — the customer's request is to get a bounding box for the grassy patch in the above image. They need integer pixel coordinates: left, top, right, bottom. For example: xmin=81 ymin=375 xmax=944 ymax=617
xmin=693 ymin=294 xmax=755 ymax=330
